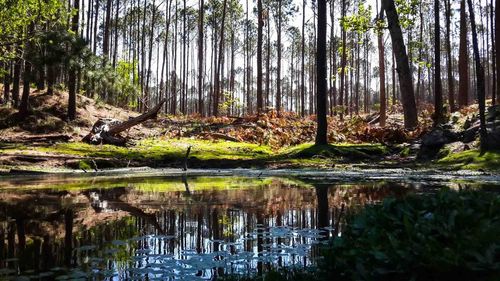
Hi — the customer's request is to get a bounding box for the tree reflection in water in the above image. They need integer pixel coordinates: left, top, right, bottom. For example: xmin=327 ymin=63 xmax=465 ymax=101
xmin=0 ymin=176 xmax=411 ymax=280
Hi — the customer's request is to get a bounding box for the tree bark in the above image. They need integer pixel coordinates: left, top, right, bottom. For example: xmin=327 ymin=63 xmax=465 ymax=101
xmin=197 ymin=0 xmax=204 ymax=115
xmin=496 ymin=0 xmax=500 ymax=104
xmin=382 ymin=0 xmax=418 ymax=129
xmin=276 ymin=0 xmax=283 ymax=114
xmin=491 ymin=0 xmax=496 ymax=105
xmin=467 ymin=0 xmax=488 ymax=152
xmin=68 ymin=0 xmax=80 ymax=121
xmin=377 ymin=15 xmax=386 ymax=127
xmin=19 ymin=24 xmax=35 ymax=118
xmin=339 ymin=0 xmax=347 ymax=119
xmin=256 ymin=0 xmax=264 ymax=113
xmin=433 ymin=0 xmax=444 ymax=125
xmin=301 ymin=0 xmax=306 ymax=117
xmin=315 ymin=0 xmax=328 ymax=145
xmin=445 ymin=0 xmax=456 ymax=112
xmin=458 ymin=0 xmax=469 ymax=109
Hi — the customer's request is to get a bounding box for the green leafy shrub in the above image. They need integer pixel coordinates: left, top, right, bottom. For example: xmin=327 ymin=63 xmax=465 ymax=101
xmin=321 ymin=190 xmax=500 ymax=281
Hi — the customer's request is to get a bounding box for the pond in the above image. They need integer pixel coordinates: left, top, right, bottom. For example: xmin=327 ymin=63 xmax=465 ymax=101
xmin=0 ymin=171 xmax=493 ymax=280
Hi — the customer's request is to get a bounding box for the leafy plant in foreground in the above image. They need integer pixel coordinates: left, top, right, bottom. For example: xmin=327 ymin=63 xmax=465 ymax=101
xmin=321 ymin=190 xmax=500 ymax=281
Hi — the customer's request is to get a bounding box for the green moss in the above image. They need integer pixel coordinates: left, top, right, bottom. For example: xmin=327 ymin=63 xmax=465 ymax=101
xmin=78 ymin=160 xmax=92 ymax=171
xmin=399 ymin=147 xmax=411 ymax=157
xmin=4 ymin=138 xmax=390 ymax=169
xmin=437 ymin=149 xmax=500 ymax=171
xmin=37 ymin=138 xmax=274 ymax=162
xmin=281 ymin=142 xmax=388 ymax=160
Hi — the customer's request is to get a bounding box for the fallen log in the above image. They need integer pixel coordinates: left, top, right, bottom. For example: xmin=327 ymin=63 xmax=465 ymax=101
xmin=199 ymin=132 xmax=241 ymax=142
xmin=82 ymin=99 xmax=166 ymax=145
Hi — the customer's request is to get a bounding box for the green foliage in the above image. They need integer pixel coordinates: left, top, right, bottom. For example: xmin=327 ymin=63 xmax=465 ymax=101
xmin=81 ymin=56 xmax=140 ymax=108
xmin=321 ymin=190 xmax=500 ymax=281
xmin=219 ymin=91 xmax=242 ymax=115
xmin=438 ymin=150 xmax=500 ymax=171
xmin=395 ymin=0 xmax=419 ymax=29
xmin=0 ymin=0 xmax=68 ymax=61
xmin=342 ymin=3 xmax=373 ymax=35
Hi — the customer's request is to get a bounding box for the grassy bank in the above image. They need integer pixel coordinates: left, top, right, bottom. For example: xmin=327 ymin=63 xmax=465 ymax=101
xmin=437 ymin=149 xmax=500 ymax=171
xmin=0 ymin=138 xmax=390 ymax=172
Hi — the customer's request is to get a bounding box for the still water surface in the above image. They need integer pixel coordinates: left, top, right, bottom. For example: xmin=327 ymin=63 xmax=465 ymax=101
xmin=0 ymin=174 xmax=469 ymax=280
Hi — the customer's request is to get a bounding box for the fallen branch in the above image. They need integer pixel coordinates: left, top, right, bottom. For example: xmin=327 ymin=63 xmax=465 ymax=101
xmin=82 ymin=99 xmax=166 ymax=145
xmin=199 ymin=132 xmax=240 ymax=142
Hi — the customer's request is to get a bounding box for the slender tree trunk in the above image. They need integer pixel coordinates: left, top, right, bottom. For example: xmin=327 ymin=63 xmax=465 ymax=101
xmin=467 ymin=0 xmax=488 ymax=152
xmin=266 ymin=15 xmax=271 ymax=108
xmin=330 ymin=0 xmax=336 ymax=116
xmin=12 ymin=58 xmax=20 ymax=108
xmin=213 ymin=0 xmax=227 ymax=116
xmin=68 ymin=0 xmax=80 ymax=121
xmin=256 ymin=0 xmax=264 ymax=113
xmin=301 ymin=0 xmax=306 ymax=117
xmin=355 ymin=37 xmax=360 ymax=115
xmin=339 ymin=0 xmax=347 ymax=120
xmin=146 ymin=0 xmax=157 ymax=111
xmin=458 ymin=0 xmax=469 ymax=108
xmin=93 ymin=0 xmax=100 ymax=54
xmin=315 ymin=0 xmax=328 ymax=145
xmin=434 ymin=0 xmax=444 ymax=125
xmin=112 ymin=0 xmax=119 ymax=69
xmin=496 ymin=0 xmax=500 ymax=104
xmin=19 ymin=24 xmax=35 ymax=118
xmin=382 ymin=0 xmax=418 ymax=129
xmin=445 ymin=0 xmax=456 ymax=112
xmin=3 ymin=61 xmax=10 ymax=104
xmin=491 ymin=0 xmax=496 ymax=105
xmin=276 ymin=0 xmax=283 ymax=114
xmin=102 ymin=0 xmax=113 ymax=61
xmin=198 ymin=0 xmax=204 ymax=115
xmin=377 ymin=11 xmax=387 ymax=127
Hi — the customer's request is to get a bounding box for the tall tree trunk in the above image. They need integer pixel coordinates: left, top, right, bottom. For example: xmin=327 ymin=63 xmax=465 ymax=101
xmin=68 ymin=0 xmax=80 ymax=121
xmin=496 ymin=0 xmax=500 ymax=104
xmin=458 ymin=0 xmax=469 ymax=108
xmin=382 ymin=0 xmax=418 ymax=129
xmin=339 ymin=0 xmax=347 ymax=120
xmin=434 ymin=0 xmax=444 ymax=125
xmin=256 ymin=0 xmax=264 ymax=113
xmin=198 ymin=0 xmax=204 ymax=115
xmin=3 ymin=61 xmax=10 ymax=104
xmin=19 ymin=24 xmax=35 ymax=118
xmin=146 ymin=0 xmax=157 ymax=111
xmin=445 ymin=0 xmax=456 ymax=112
xmin=330 ymin=0 xmax=336 ymax=116
xmin=301 ymin=0 xmax=306 ymax=117
xmin=213 ymin=0 xmax=228 ymax=116
xmin=266 ymin=15 xmax=271 ymax=108
xmin=467 ymin=0 xmax=488 ymax=152
xmin=12 ymin=58 xmax=20 ymax=108
xmin=112 ymin=0 xmax=120 ymax=69
xmin=416 ymin=2 xmax=424 ymax=107
xmin=93 ymin=0 xmax=100 ymax=54
xmin=491 ymin=0 xmax=496 ymax=105
xmin=355 ymin=36 xmax=360 ymax=115
xmin=377 ymin=10 xmax=387 ymax=127
xmin=315 ymin=0 xmax=328 ymax=145
xmin=276 ymin=0 xmax=283 ymax=114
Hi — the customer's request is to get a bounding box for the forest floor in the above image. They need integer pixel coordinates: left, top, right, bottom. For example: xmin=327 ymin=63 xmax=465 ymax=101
xmin=0 ymin=89 xmax=499 ymax=174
